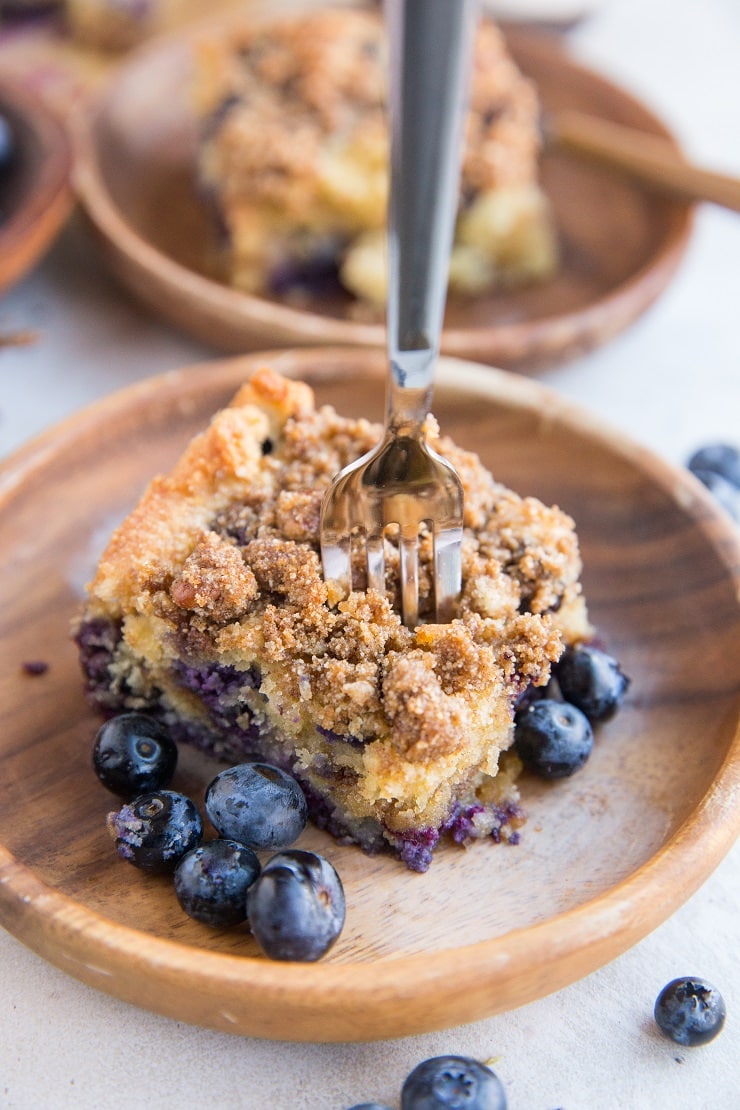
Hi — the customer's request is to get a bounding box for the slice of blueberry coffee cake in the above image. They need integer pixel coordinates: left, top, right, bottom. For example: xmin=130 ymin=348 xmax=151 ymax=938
xmin=193 ymin=6 xmax=557 ymax=308
xmin=75 ymin=367 xmax=591 ymax=871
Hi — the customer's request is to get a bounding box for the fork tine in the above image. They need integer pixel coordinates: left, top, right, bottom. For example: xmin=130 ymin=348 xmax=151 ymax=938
xmin=433 ymin=524 xmax=463 ymax=623
xmin=366 ymin=533 xmax=386 ymax=597
xmin=399 ymin=527 xmax=420 ymax=629
xmin=320 ymin=532 xmax=353 ymax=599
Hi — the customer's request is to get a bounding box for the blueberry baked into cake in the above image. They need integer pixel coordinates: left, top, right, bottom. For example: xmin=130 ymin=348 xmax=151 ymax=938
xmin=194 ymin=6 xmax=557 ymax=308
xmin=75 ymin=368 xmax=590 ymax=871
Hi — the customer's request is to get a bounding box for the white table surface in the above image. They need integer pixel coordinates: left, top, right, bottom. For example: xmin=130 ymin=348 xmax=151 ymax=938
xmin=1 ymin=1 xmax=739 ymax=1107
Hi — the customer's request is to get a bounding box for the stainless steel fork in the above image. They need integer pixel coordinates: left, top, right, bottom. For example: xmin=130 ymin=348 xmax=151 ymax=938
xmin=320 ymin=0 xmax=480 ymax=628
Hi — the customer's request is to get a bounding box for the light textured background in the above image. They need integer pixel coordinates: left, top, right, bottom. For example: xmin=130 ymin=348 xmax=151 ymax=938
xmin=1 ymin=1 xmax=739 ymax=1107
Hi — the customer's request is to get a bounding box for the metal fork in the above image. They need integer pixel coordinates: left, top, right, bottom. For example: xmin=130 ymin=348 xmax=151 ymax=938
xmin=320 ymin=0 xmax=479 ymax=628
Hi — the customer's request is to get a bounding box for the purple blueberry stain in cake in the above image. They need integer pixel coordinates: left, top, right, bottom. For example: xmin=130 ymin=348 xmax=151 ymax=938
xmin=391 ymin=827 xmax=440 ymax=874
xmin=441 ymin=800 xmax=525 ymax=849
xmin=308 ymin=753 xmax=359 ymax=785
xmin=299 ymin=780 xmax=387 ymax=854
xmin=267 ymin=238 xmax=345 ymax=299
xmin=173 ymin=661 xmax=262 ymax=742
xmin=75 ymin=617 xmax=120 ymax=686
xmin=316 ymin=725 xmax=364 ymax=748
xmin=442 ymin=804 xmax=487 ymax=845
xmin=74 ymin=616 xmax=132 ymax=714
xmin=490 ymin=802 xmax=526 ymax=845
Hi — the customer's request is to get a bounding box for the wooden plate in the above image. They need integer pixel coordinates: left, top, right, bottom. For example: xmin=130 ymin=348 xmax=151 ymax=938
xmin=0 ymin=77 xmax=74 ymax=296
xmin=73 ymin=19 xmax=692 ymax=371
xmin=1 ymin=348 xmax=739 ymax=1043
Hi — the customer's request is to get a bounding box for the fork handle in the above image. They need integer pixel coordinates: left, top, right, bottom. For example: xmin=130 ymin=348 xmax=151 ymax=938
xmin=386 ymin=0 xmax=480 ymax=408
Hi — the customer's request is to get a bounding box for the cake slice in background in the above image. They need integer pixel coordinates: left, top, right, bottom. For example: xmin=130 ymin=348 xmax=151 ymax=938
xmin=193 ymin=7 xmax=558 ymax=308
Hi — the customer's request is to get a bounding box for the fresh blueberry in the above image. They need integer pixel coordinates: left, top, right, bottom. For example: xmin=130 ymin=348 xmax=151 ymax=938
xmin=514 ymin=699 xmax=593 ymax=778
xmin=92 ymin=712 xmax=178 ymax=796
xmin=654 ymin=977 xmax=726 ymax=1047
xmin=205 ymin=762 xmax=308 ymax=851
xmin=107 ymin=790 xmax=203 ymax=874
xmin=247 ymin=849 xmax=345 ymax=961
xmin=689 ymin=467 xmax=739 ymax=521
xmin=401 ymin=1055 xmax=507 ymax=1110
xmin=554 ymin=645 xmax=630 ymax=722
xmin=0 ymin=114 xmax=15 ymax=173
xmin=687 ymin=443 xmax=740 ymax=489
xmin=174 ymin=838 xmax=261 ymax=927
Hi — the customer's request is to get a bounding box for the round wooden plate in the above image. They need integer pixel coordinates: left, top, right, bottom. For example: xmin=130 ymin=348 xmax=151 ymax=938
xmin=1 ymin=348 xmax=739 ymax=1043
xmin=0 ymin=77 xmax=74 ymax=296
xmin=73 ymin=18 xmax=692 ymax=371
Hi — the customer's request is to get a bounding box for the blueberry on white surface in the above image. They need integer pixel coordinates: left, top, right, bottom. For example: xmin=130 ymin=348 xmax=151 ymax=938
xmin=401 ymin=1055 xmax=507 ymax=1110
xmin=247 ymin=849 xmax=345 ymax=961
xmin=92 ymin=712 xmax=178 ymax=796
xmin=107 ymin=790 xmax=203 ymax=874
xmin=205 ymin=762 xmax=308 ymax=850
xmin=687 ymin=443 xmax=740 ymax=489
xmin=654 ymin=977 xmax=726 ymax=1047
xmin=174 ymin=839 xmax=261 ymax=927
xmin=554 ymin=645 xmax=630 ymax=723
xmin=514 ymin=698 xmax=593 ymax=778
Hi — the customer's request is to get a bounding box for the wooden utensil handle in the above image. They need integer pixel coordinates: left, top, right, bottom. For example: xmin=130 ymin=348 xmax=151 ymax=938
xmin=551 ymin=108 xmax=740 ymax=213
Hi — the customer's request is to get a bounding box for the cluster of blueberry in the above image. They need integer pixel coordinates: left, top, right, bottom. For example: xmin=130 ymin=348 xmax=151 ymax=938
xmin=513 ymin=643 xmax=629 ymax=778
xmin=687 ymin=442 xmax=740 ymax=522
xmin=93 ymin=714 xmax=345 ymax=961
